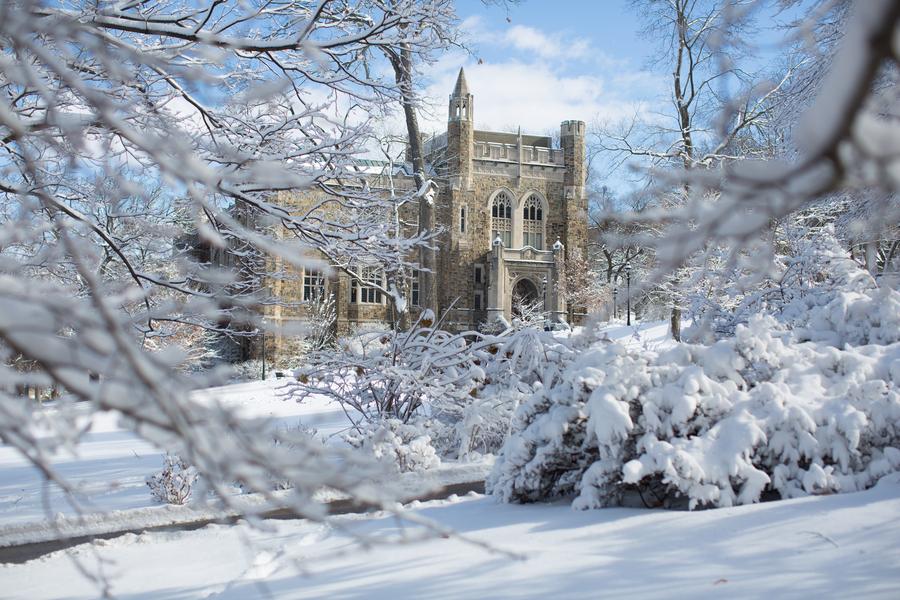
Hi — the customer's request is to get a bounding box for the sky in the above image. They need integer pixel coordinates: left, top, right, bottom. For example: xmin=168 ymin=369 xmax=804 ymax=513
xmin=407 ymin=0 xmax=807 ymax=195
xmin=415 ymin=0 xmax=661 ymax=137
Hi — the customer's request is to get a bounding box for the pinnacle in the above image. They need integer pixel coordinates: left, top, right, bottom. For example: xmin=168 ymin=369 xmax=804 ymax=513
xmin=452 ymin=67 xmax=469 ymax=96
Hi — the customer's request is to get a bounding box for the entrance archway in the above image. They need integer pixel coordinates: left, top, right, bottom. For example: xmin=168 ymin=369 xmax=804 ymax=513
xmin=511 ymin=278 xmax=540 ymax=318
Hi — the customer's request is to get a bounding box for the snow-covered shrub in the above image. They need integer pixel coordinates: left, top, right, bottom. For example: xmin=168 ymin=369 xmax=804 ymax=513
xmin=147 ymin=454 xmax=198 ymax=505
xmin=263 ymin=422 xmax=322 ymax=491
xmin=406 ymin=326 xmax=577 ymax=460
xmin=489 ymin=293 xmax=900 ymax=509
xmin=455 ymin=327 xmax=575 ymax=458
xmin=684 ymin=226 xmax=886 ymax=343
xmin=345 ymin=419 xmax=441 ymax=473
xmin=303 ymin=292 xmax=337 ymax=353
xmin=288 ymin=316 xmax=573 ymax=461
xmin=289 ymin=323 xmax=488 ymax=425
xmin=142 ymin=322 xmax=221 ymax=373
xmin=227 ymin=359 xmax=267 ymax=382
xmin=784 ymin=281 xmax=900 ymax=347
xmin=478 ymin=316 xmax=509 ymax=336
xmin=510 ymin=294 xmax=547 ymax=331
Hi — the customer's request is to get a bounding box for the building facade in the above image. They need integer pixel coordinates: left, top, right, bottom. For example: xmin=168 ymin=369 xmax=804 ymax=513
xmin=264 ymin=68 xmax=587 ymax=357
xmin=429 ymin=68 xmax=588 ymax=330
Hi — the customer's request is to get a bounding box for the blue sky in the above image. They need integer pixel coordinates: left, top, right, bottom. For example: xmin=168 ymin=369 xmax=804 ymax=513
xmin=409 ymin=0 xmax=807 ymax=193
xmin=455 ymin=0 xmax=652 ymax=75
xmin=416 ymin=0 xmax=662 ymax=136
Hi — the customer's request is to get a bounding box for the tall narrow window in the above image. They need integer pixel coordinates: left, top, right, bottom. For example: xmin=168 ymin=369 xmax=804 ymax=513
xmin=361 ymin=267 xmax=382 ymax=303
xmin=410 ymin=271 xmax=420 ymax=307
xmin=351 ymin=266 xmax=383 ymax=304
xmin=522 ymin=195 xmax=544 ymax=250
xmin=303 ymin=269 xmax=325 ymax=301
xmin=460 ymin=206 xmax=466 ymax=233
xmin=491 ymin=191 xmax=512 ymax=247
xmin=474 ymin=290 xmax=484 ymax=311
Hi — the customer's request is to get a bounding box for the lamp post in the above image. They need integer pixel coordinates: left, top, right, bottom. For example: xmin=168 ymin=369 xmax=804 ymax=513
xmin=541 ymin=276 xmax=548 ymax=329
xmin=260 ymin=323 xmax=267 ymax=380
xmin=625 ymin=264 xmax=632 ymax=326
xmin=612 ymin=286 xmax=618 ymax=320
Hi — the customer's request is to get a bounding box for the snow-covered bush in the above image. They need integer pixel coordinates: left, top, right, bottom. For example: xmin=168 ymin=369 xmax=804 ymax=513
xmin=478 ymin=317 xmax=509 ymax=336
xmin=288 ymin=323 xmax=489 ymax=426
xmin=489 ymin=283 xmax=900 ymax=510
xmin=147 ymin=454 xmax=199 ymax=505
xmin=303 ymin=292 xmax=337 ymax=353
xmin=684 ymin=227 xmax=890 ymax=344
xmin=227 ymin=360 xmax=267 ymax=382
xmin=262 ymin=422 xmax=322 ymax=491
xmin=510 ymin=294 xmax=547 ymax=331
xmin=453 ymin=327 xmax=575 ymax=458
xmin=345 ymin=419 xmax=441 ymax=473
xmin=288 ymin=317 xmax=573 ymax=461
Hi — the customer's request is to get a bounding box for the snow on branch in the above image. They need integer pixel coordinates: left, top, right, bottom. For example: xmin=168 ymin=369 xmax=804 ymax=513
xmin=0 ymin=0 xmax=462 ymax=553
xmin=645 ymin=1 xmax=900 ymax=275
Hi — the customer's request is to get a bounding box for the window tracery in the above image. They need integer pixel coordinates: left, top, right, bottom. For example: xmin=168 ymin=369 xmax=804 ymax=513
xmin=522 ymin=194 xmax=544 ymax=249
xmin=491 ymin=191 xmax=512 ymax=247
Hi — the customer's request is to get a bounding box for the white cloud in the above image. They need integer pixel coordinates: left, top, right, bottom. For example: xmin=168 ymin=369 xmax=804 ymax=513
xmin=502 ymin=25 xmax=599 ymax=61
xmin=410 ymin=20 xmax=660 ymax=134
xmin=415 ymin=57 xmax=660 ymax=138
xmin=504 ymin=25 xmax=560 ymax=58
xmin=459 ymin=14 xmax=486 ymax=36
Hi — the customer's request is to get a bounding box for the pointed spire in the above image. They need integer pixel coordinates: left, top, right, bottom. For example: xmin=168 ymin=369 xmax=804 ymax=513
xmin=452 ymin=67 xmax=469 ymax=96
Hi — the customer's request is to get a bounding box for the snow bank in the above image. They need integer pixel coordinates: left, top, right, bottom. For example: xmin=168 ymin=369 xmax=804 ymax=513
xmin=489 ymin=283 xmax=900 ymax=509
xmin=0 ymin=460 xmax=491 ymax=548
xmin=6 ymin=472 xmax=900 ymax=599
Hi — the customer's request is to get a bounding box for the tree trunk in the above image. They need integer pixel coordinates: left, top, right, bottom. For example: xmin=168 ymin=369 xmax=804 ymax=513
xmin=668 ymin=5 xmax=692 ymax=344
xmin=865 ymin=240 xmax=877 ymax=275
xmin=388 ymin=46 xmax=437 ymax=319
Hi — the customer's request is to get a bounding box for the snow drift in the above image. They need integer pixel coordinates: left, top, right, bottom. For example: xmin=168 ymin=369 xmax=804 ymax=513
xmin=489 ymin=269 xmax=900 ymax=510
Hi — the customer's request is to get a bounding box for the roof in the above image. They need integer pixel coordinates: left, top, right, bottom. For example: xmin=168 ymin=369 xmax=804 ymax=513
xmin=452 ymin=67 xmax=469 ymax=96
xmin=346 ymin=158 xmax=435 ymax=178
xmin=474 ymin=130 xmax=552 ymax=148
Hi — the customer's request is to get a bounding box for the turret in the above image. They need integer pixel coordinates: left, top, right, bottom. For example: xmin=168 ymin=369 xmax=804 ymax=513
xmin=449 ymin=67 xmax=473 ymax=122
xmin=560 ymin=120 xmax=586 ymax=261
xmin=447 ymin=68 xmax=474 ymax=190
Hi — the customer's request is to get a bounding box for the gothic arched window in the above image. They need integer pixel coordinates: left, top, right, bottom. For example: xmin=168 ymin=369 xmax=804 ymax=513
xmin=522 ymin=195 xmax=544 ymax=249
xmin=491 ymin=191 xmax=512 ymax=247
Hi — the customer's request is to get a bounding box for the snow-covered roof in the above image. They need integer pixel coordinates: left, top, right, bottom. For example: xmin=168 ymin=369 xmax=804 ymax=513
xmin=347 ymin=158 xmax=416 ymax=177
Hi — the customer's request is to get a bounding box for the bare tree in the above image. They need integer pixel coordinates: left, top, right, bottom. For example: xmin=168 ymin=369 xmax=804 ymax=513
xmin=594 ymin=0 xmax=801 ymax=339
xmin=770 ymin=1 xmax=899 ymax=280
xmin=0 ymin=0 xmax=464 ymax=542
xmin=647 ymin=0 xmax=900 ymax=272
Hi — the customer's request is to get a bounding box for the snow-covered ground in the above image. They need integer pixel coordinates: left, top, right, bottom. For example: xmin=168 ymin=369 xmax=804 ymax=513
xmin=0 ymin=380 xmax=347 ymax=526
xmin=590 ymin=318 xmax=676 ymax=350
xmin=2 ymin=320 xmax=900 ymax=597
xmin=3 ymin=476 xmax=899 ymax=598
xmin=0 ymin=321 xmax=673 ymax=528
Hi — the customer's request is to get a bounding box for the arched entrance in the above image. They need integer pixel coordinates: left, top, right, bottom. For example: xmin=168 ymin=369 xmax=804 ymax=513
xmin=511 ymin=278 xmax=540 ymax=318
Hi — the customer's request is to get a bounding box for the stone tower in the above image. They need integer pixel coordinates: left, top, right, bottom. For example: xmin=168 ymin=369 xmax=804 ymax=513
xmin=560 ymin=119 xmax=587 ymax=262
xmin=436 ymin=68 xmax=477 ymax=323
xmin=447 ymin=68 xmax=474 ymax=190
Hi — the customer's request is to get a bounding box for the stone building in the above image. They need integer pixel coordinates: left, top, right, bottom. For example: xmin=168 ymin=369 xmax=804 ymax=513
xmin=428 ymin=68 xmax=588 ymax=330
xmin=264 ymin=68 xmax=587 ymax=356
